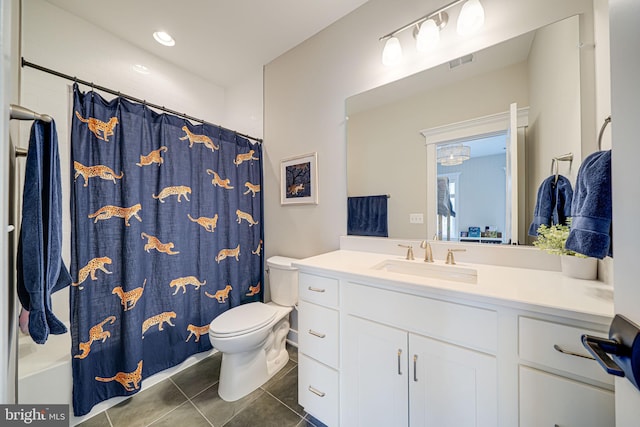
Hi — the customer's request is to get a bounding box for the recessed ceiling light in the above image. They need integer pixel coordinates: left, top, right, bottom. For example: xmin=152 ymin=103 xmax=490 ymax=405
xmin=132 ymin=64 xmax=151 ymax=75
xmin=153 ymin=31 xmax=175 ymax=47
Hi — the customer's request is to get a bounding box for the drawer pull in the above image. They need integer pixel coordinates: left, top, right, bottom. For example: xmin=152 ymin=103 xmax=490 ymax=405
xmin=308 ymin=385 xmax=326 ymax=397
xmin=397 ymin=349 xmax=403 ymax=375
xmin=308 ymin=329 xmax=326 ymax=339
xmin=308 ymin=286 xmax=326 ymax=293
xmin=553 ymin=344 xmax=595 ymax=361
xmin=413 ymin=354 xmax=418 ymax=382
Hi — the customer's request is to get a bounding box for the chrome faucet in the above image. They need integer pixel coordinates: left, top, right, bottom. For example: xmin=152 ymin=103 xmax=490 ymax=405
xmin=398 ymin=244 xmax=414 ymax=260
xmin=420 ymin=240 xmax=434 ymax=263
xmin=445 ymin=248 xmax=466 ymax=265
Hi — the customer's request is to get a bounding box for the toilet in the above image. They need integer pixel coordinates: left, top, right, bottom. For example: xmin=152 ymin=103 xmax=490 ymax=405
xmin=209 ymin=256 xmax=299 ymax=402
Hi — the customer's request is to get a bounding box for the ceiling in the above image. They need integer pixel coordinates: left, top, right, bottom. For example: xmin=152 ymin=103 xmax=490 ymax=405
xmin=44 ymin=0 xmax=369 ymax=88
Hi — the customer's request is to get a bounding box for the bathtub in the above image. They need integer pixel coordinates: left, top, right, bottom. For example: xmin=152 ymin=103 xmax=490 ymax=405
xmin=17 ymin=326 xmax=216 ymax=425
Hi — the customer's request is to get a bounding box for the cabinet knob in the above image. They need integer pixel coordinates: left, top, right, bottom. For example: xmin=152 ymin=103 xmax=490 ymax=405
xmin=397 ymin=349 xmax=403 ymax=375
xmin=413 ymin=354 xmax=418 ymax=382
xmin=308 ymin=286 xmax=326 ymax=293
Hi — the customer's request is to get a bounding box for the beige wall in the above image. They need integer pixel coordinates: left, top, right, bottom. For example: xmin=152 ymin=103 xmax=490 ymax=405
xmin=265 ymin=0 xmax=602 ymax=259
xmin=347 ymin=61 xmax=528 ymax=238
xmin=526 ymin=15 xmax=581 ymax=242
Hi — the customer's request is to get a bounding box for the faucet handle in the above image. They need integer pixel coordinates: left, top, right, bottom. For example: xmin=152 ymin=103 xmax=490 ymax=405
xmin=398 ymin=244 xmax=415 ymax=260
xmin=420 ymin=240 xmax=434 ymax=263
xmin=445 ymin=248 xmax=466 ymax=265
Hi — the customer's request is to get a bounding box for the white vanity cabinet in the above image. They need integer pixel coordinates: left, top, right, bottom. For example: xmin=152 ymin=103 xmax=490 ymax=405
xmin=293 ymin=250 xmax=615 ymax=427
xmin=297 ymin=272 xmax=340 ymax=426
xmin=518 ymin=317 xmax=615 ymax=427
xmin=342 ymin=281 xmax=498 ymax=427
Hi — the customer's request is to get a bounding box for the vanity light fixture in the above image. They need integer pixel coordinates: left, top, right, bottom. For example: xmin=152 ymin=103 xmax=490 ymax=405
xmin=153 ymin=31 xmax=175 ymax=47
xmin=437 ymin=144 xmax=471 ymax=166
xmin=380 ymin=0 xmax=485 ymax=65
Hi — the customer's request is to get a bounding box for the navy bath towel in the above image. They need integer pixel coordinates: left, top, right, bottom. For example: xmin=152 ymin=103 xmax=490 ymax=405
xmin=16 ymin=119 xmax=72 ymax=344
xmin=566 ymin=150 xmax=612 ymax=259
xmin=348 ymin=195 xmax=388 ymax=237
xmin=528 ymin=175 xmax=573 ymax=236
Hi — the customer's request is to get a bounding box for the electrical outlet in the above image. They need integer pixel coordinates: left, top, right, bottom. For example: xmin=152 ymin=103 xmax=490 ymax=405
xmin=409 ymin=213 xmax=424 ymax=224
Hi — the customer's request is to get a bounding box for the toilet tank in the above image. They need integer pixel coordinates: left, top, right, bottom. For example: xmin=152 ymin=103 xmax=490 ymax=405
xmin=267 ymin=256 xmax=299 ymax=307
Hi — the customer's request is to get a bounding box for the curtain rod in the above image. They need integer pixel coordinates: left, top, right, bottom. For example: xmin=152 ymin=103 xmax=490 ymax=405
xmin=21 ymin=58 xmax=263 ymax=144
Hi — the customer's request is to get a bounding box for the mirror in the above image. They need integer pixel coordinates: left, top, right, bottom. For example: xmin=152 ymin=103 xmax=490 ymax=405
xmin=347 ymin=15 xmax=586 ymax=244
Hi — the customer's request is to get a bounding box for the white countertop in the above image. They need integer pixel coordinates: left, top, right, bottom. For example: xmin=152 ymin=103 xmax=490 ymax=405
xmin=293 ymin=250 xmax=614 ymax=324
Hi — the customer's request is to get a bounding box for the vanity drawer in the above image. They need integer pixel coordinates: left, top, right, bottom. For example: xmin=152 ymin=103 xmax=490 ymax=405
xmin=299 ymin=354 xmax=339 ymax=427
xmin=298 ymin=300 xmax=339 ymax=368
xmin=519 ymin=317 xmax=613 ymax=385
xmin=299 ymin=273 xmax=339 ymax=307
xmin=345 ymin=282 xmax=497 ymax=354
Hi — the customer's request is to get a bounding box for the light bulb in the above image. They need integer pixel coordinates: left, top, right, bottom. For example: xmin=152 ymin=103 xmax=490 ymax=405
xmin=153 ymin=31 xmax=176 ymax=46
xmin=416 ymin=19 xmax=440 ymax=52
xmin=382 ymin=37 xmax=402 ymax=66
xmin=457 ymin=0 xmax=485 ymax=36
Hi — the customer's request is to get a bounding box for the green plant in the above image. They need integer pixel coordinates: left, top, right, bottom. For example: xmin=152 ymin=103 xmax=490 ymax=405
xmin=533 ymin=220 xmax=586 ymax=257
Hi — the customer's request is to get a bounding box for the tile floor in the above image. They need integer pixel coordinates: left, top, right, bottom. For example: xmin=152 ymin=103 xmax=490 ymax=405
xmin=77 ymin=345 xmax=326 ymax=427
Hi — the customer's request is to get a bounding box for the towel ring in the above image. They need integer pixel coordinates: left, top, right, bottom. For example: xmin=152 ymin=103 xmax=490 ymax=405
xmin=597 ymin=115 xmax=611 ymax=151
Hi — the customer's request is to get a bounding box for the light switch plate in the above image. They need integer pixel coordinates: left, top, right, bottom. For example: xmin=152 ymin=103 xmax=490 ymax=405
xmin=409 ymin=213 xmax=424 ymax=224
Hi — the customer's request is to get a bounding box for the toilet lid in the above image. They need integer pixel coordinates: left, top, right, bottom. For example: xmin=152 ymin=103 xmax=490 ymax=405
xmin=209 ymin=302 xmax=277 ymax=336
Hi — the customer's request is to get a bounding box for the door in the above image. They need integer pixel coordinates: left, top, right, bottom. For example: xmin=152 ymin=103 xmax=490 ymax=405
xmin=409 ymin=333 xmax=497 ymax=427
xmin=609 ymin=0 xmax=640 ymax=425
xmin=343 ymin=315 xmax=408 ymax=427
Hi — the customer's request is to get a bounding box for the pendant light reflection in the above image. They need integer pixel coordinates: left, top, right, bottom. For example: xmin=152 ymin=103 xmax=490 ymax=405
xmin=437 ymin=144 xmax=471 ymax=166
xmin=457 ymin=0 xmax=485 ymax=35
xmin=382 ymin=37 xmax=403 ymax=66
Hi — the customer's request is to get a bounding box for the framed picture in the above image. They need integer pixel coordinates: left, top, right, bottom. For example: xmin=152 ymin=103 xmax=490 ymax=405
xmin=280 ymin=152 xmax=318 ymax=205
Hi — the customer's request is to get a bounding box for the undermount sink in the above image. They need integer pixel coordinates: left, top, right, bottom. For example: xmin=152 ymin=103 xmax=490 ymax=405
xmin=372 ymin=259 xmax=478 ymax=284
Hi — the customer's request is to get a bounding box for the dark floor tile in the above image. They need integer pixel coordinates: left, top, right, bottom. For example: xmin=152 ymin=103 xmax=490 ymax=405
xmin=75 ymin=411 xmax=111 ymax=427
xmin=147 ymin=401 xmax=211 ymax=427
xmin=191 ymin=382 xmax=263 ymax=426
xmin=171 ymin=352 xmax=222 ymax=398
xmin=287 ymin=343 xmax=298 ymax=363
xmin=261 ymin=359 xmax=296 ymax=391
xmin=263 ymin=363 xmax=304 ymax=416
xmin=106 ymin=379 xmax=187 ymax=427
xmin=222 ymin=393 xmax=302 ymax=427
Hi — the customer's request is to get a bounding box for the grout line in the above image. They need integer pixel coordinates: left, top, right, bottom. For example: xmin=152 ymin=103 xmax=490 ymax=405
xmin=168 ymin=378 xmax=215 ymax=427
xmin=104 ymin=410 xmax=114 ymax=427
xmin=262 ymin=388 xmax=306 ymax=419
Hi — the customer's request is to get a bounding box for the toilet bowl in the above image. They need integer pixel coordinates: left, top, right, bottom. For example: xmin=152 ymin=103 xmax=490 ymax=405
xmin=209 ymin=256 xmax=299 ymax=402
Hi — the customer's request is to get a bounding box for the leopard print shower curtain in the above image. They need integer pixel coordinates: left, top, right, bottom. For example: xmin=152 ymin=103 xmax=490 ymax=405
xmin=69 ymin=84 xmax=263 ymax=416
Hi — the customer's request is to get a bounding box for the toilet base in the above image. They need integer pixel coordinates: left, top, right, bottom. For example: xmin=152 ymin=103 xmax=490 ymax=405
xmin=217 ymin=317 xmax=290 ymax=402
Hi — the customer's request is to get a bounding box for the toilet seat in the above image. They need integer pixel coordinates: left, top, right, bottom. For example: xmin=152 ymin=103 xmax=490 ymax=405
xmin=209 ymin=302 xmax=277 ymax=337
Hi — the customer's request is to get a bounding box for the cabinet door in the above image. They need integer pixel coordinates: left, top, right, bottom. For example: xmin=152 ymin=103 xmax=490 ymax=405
xmin=409 ymin=333 xmax=497 ymax=427
xmin=519 ymin=366 xmax=614 ymax=427
xmin=343 ymin=315 xmax=409 ymax=427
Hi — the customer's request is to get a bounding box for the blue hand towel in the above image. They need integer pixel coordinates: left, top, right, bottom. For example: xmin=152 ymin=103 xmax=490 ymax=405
xmin=347 ymin=195 xmax=388 ymax=237
xmin=528 ymin=175 xmax=573 ymax=236
xmin=553 ymin=175 xmax=573 ymax=226
xmin=16 ymin=119 xmax=72 ymax=344
xmin=565 ymin=150 xmax=612 ymax=259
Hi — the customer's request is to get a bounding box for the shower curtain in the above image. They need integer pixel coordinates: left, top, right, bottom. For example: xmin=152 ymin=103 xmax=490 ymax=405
xmin=70 ymin=84 xmax=263 ymax=416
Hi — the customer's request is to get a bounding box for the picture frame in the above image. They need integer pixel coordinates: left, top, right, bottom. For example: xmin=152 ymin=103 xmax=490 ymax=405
xmin=280 ymin=152 xmax=318 ymax=205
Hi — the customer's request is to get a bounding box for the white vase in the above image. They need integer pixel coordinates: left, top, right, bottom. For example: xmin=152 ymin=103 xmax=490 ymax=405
xmin=560 ymin=255 xmax=597 ymax=280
